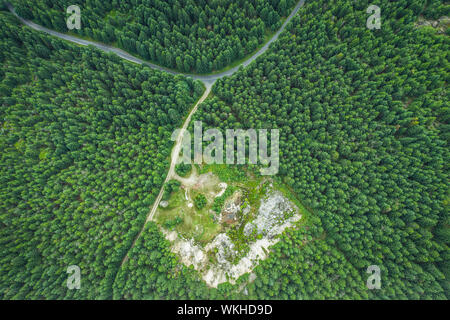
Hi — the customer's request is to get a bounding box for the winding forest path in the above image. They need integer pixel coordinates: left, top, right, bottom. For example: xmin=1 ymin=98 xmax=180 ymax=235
xmin=6 ymin=1 xmax=305 ymax=266
xmin=120 ymin=85 xmax=212 ymax=265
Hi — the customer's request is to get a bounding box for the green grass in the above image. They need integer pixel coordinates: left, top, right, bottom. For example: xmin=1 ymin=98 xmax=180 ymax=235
xmin=198 ymin=164 xmax=246 ymax=183
xmin=155 ymin=181 xmax=222 ymax=244
xmin=156 ymin=164 xmax=313 ymax=251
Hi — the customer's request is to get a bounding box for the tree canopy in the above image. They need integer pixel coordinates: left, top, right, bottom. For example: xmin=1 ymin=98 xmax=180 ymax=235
xmin=10 ymin=0 xmax=298 ymax=73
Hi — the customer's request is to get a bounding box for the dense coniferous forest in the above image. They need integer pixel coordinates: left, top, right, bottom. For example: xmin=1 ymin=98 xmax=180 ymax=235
xmin=190 ymin=0 xmax=449 ymax=299
xmin=0 ymin=9 xmax=203 ymax=298
xmin=9 ymin=0 xmax=297 ymax=73
xmin=0 ymin=0 xmax=448 ymax=300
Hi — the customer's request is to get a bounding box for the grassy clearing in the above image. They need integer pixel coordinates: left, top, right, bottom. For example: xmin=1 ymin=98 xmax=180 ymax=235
xmin=156 ymin=164 xmax=313 ymax=250
xmin=155 ymin=173 xmax=223 ymax=244
xmin=156 ymin=186 xmax=222 ymax=243
xmin=198 ymin=164 xmax=247 ymax=183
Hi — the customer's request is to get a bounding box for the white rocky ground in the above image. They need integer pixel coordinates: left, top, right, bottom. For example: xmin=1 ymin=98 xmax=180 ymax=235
xmin=244 ymin=190 xmax=298 ymax=239
xmin=162 ymin=188 xmax=301 ymax=288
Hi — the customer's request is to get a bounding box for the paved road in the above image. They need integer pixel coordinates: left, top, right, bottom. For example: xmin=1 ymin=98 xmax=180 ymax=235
xmin=7 ymin=1 xmax=304 ymax=86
